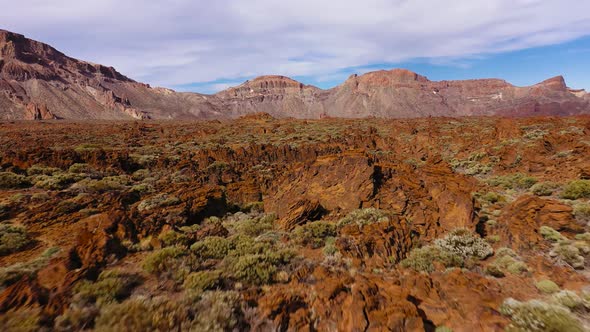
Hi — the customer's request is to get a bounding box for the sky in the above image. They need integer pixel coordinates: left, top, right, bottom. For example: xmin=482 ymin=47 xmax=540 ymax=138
xmin=1 ymin=0 xmax=590 ymax=94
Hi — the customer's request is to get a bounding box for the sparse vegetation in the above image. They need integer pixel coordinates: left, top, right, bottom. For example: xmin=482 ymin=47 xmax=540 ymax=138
xmin=529 ymin=182 xmax=559 ymax=196
xmin=486 ymin=173 xmax=537 ymax=190
xmin=401 ymin=245 xmax=463 ymax=272
xmin=94 ymin=291 xmax=246 ymax=331
xmin=72 ymin=270 xmax=140 ymax=306
xmin=486 ymin=247 xmax=528 ymax=277
xmin=540 ymin=226 xmax=565 ymax=242
xmin=480 ymin=192 xmax=505 ymax=204
xmin=0 ymin=172 xmax=31 ymax=189
xmin=158 ymin=230 xmax=190 ymax=247
xmin=338 ymin=208 xmax=390 ymax=228
xmin=137 ymin=194 xmax=181 ymax=211
xmin=183 ymin=270 xmax=222 ymax=292
xmin=191 ymin=236 xmax=231 ymax=259
xmin=450 ymin=152 xmax=493 ymax=175
xmin=142 ymin=246 xmax=188 ymax=275
xmin=292 ymin=221 xmax=337 ymax=248
xmin=434 ymin=228 xmax=493 ymax=260
xmin=0 ymin=308 xmax=42 ymax=332
xmin=573 ymin=203 xmax=590 ymax=222
xmin=0 ymin=224 xmax=31 ymax=256
xmin=561 ymin=180 xmax=590 ymax=200
xmin=535 ymin=279 xmax=560 ymax=294
xmin=552 ymin=243 xmax=585 ymax=269
xmin=500 ymin=298 xmax=583 ymax=332
xmin=2 ymin=116 xmax=590 ymax=331
xmin=402 ymin=229 xmax=492 ymax=272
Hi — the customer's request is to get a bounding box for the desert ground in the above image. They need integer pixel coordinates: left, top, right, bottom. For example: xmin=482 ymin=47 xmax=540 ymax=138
xmin=1 ymin=114 xmax=590 ymax=331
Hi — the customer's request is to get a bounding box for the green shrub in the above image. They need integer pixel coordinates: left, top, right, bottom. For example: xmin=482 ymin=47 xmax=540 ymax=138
xmin=33 ymin=173 xmax=81 ymax=190
xmin=131 ymin=169 xmax=151 ymax=181
xmin=530 ymin=182 xmax=559 ymax=196
xmin=523 ymin=128 xmax=548 ymax=140
xmin=573 ymin=204 xmax=590 ymax=222
xmin=158 ymin=230 xmax=190 ymax=247
xmin=0 ymin=308 xmax=41 ymax=332
xmin=322 ymin=237 xmax=338 ymax=256
xmin=94 ymin=291 xmax=245 ymax=332
xmin=191 ymin=237 xmax=231 ymax=259
xmin=535 ymin=279 xmax=560 ymax=294
xmin=480 ymin=192 xmax=505 ymax=204
xmin=223 ymin=241 xmax=294 ymax=285
xmin=0 ymin=224 xmax=31 ymax=256
xmin=233 ymin=214 xmax=275 ymax=237
xmin=68 ymin=163 xmax=92 ymax=174
xmin=142 ymin=247 xmax=188 ymax=274
xmin=486 ymin=173 xmax=537 ymax=190
xmin=131 ymin=183 xmax=154 ymax=194
xmin=228 ymin=253 xmax=278 ymax=285
xmin=500 ymin=298 xmax=583 ymax=332
xmin=189 ymin=291 xmax=246 ymax=331
xmin=74 ymin=177 xmax=128 ymax=193
xmin=27 ymin=164 xmax=61 ymax=176
xmin=401 ymin=229 xmax=492 ymax=272
xmin=137 ymin=194 xmax=181 ymax=212
xmin=486 ymin=248 xmax=528 ymax=277
xmin=552 ymin=290 xmax=584 ymax=310
xmin=540 ymin=226 xmax=564 ymax=242
xmin=434 ymin=228 xmax=493 ymax=260
xmin=0 ymin=172 xmax=31 ymax=189
xmin=553 ymin=244 xmax=585 ymax=269
xmin=338 ymin=208 xmax=390 ymax=228
xmin=561 ymin=180 xmax=590 ymax=200
xmin=73 ymin=270 xmax=140 ymax=306
xmin=292 ymin=221 xmax=337 ymax=248
xmin=183 ymin=270 xmax=222 ymax=292
xmin=229 ymin=234 xmax=271 ymax=256
xmin=450 ymin=152 xmax=493 ymax=175
xmin=400 ymin=245 xmax=463 ymax=272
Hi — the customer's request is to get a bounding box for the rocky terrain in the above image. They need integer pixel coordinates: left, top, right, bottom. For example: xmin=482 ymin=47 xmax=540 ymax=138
xmin=1 ymin=29 xmax=589 ymax=120
xmin=0 ymin=115 xmax=589 ymax=331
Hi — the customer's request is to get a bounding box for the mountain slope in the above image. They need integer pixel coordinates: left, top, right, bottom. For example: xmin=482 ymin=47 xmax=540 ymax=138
xmin=1 ymin=29 xmax=589 ymax=120
xmin=0 ymin=29 xmax=218 ymax=120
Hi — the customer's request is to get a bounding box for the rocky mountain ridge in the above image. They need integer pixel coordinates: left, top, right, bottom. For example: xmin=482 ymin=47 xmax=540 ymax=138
xmin=1 ymin=29 xmax=589 ymax=120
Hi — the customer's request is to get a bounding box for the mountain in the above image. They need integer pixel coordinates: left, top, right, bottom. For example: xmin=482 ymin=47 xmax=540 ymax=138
xmin=0 ymin=29 xmax=219 ymax=120
xmin=1 ymin=29 xmax=589 ymax=120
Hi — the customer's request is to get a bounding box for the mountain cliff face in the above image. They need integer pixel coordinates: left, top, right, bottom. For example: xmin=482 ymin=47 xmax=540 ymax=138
xmin=0 ymin=30 xmax=218 ymax=120
xmin=1 ymin=29 xmax=589 ymax=120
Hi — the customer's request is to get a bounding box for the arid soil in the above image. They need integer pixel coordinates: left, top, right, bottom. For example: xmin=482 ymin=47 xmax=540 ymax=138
xmin=0 ymin=114 xmax=590 ymax=331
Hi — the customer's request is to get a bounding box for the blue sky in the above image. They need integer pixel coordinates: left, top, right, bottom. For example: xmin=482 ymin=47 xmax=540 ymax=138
xmin=2 ymin=0 xmax=590 ymax=94
xmin=182 ymin=36 xmax=590 ymax=93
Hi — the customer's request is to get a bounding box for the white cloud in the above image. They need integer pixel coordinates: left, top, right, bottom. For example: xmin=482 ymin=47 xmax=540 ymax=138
xmin=1 ymin=0 xmax=589 ymax=91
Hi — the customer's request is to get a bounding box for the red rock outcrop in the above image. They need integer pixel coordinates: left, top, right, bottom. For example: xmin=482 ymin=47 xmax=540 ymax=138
xmin=496 ymin=196 xmax=585 ymax=250
xmin=24 ymin=102 xmax=58 ymax=120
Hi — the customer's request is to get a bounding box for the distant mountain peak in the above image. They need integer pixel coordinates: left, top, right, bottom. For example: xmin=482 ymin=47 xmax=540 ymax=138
xmin=343 ymin=69 xmax=430 ymax=89
xmin=0 ymin=28 xmax=589 ymax=120
xmin=535 ymin=75 xmax=567 ymax=91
